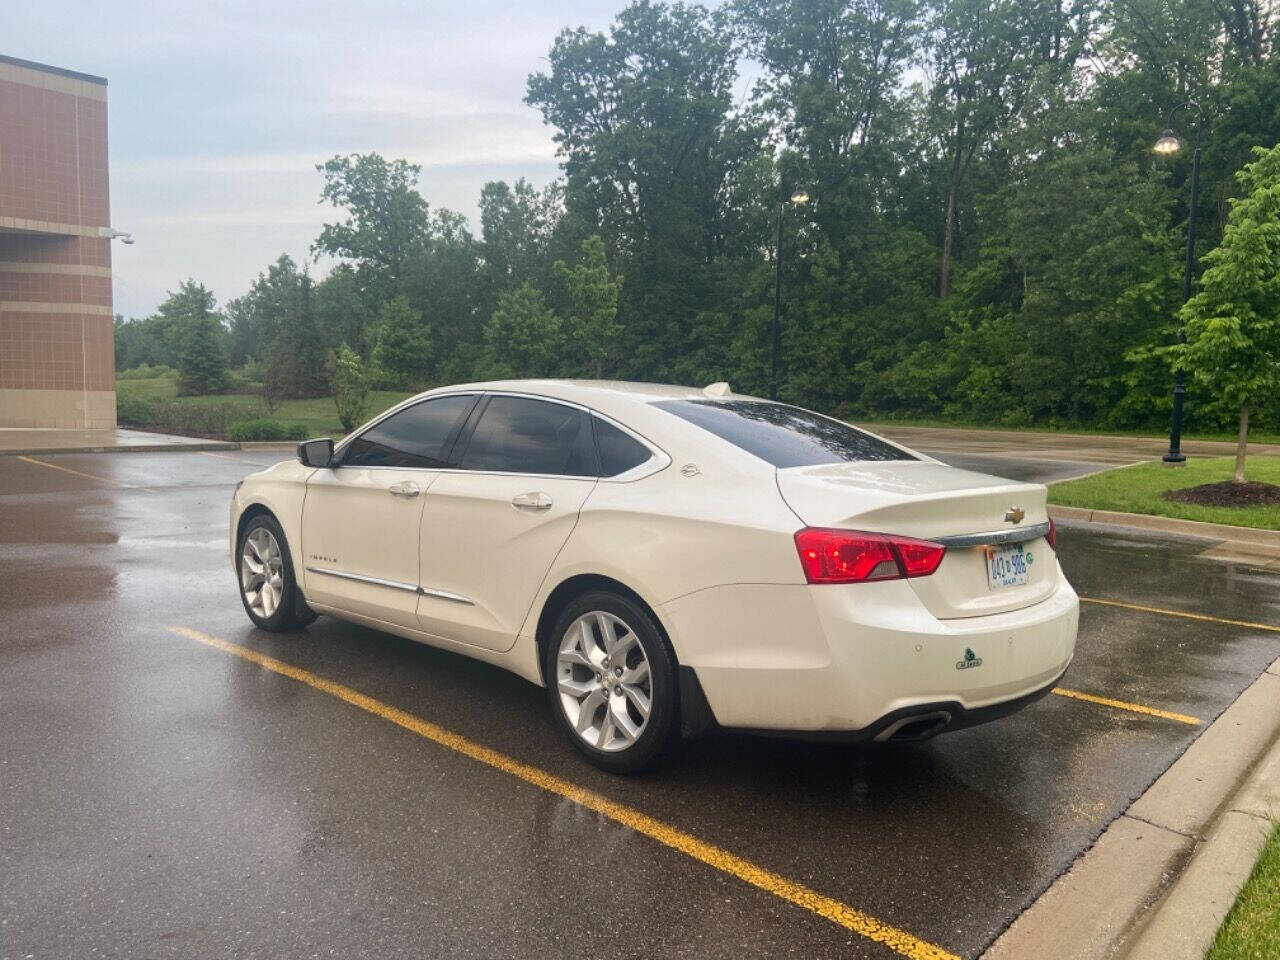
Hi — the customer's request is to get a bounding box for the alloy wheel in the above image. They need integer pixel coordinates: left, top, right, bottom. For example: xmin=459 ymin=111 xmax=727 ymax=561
xmin=556 ymin=611 xmax=652 ymax=752
xmin=240 ymin=527 xmax=285 ymax=619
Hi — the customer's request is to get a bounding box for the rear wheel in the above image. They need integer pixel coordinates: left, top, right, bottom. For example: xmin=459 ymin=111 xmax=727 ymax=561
xmin=544 ymin=590 xmax=676 ymax=773
xmin=237 ymin=514 xmax=316 ymax=631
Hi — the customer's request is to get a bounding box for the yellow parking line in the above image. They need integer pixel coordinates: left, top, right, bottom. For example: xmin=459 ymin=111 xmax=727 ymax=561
xmin=1052 ymin=687 xmax=1201 ymax=725
xmin=1080 ymin=596 xmax=1280 ymax=635
xmin=169 ymin=625 xmax=957 ymax=960
xmin=16 ymin=455 xmax=142 ymax=489
xmin=199 ymin=450 xmax=273 ymax=467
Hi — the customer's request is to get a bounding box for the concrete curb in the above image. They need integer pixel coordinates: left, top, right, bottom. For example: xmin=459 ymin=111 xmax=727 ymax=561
xmin=982 ymin=658 xmax=1280 ymax=960
xmin=1048 ymin=504 xmax=1280 ymax=549
xmin=0 ymin=441 xmax=238 ymax=456
xmin=1122 ymin=674 xmax=1280 ymax=960
xmin=234 ymin=442 xmax=299 ymax=451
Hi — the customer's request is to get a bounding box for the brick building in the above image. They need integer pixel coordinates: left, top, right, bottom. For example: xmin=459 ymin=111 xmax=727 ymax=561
xmin=0 ymin=54 xmax=115 ymax=429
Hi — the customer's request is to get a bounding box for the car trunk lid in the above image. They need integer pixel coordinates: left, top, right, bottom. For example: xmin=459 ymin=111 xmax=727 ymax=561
xmin=776 ymin=461 xmax=1056 ymax=619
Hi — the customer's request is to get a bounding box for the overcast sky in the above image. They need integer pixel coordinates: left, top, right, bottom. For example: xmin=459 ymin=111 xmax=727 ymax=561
xmin=5 ymin=1 xmax=646 ymax=318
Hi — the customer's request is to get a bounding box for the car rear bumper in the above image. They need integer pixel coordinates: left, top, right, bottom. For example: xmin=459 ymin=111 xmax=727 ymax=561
xmin=660 ymin=566 xmax=1079 ymax=733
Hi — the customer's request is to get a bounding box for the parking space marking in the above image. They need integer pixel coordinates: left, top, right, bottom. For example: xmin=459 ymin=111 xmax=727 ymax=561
xmin=199 ymin=450 xmax=276 ymax=466
xmin=1051 ymin=687 xmax=1201 ymax=725
xmin=15 ymin=455 xmax=142 ymax=489
xmin=1080 ymin=596 xmax=1280 ymax=635
xmin=169 ymin=625 xmax=958 ymax=960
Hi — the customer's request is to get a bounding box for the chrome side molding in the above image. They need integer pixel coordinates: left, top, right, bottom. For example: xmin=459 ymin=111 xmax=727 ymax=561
xmin=932 ymin=522 xmax=1051 ymax=549
xmin=305 ymin=566 xmax=475 ymax=605
xmin=419 ymin=586 xmax=474 ymax=606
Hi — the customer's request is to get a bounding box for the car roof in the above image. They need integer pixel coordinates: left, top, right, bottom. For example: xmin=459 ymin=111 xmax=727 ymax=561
xmin=411 ymin=379 xmax=765 ymax=420
xmin=398 ymin=380 xmax=774 ymax=469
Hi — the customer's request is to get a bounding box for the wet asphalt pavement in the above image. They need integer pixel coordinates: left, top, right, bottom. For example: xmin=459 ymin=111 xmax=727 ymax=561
xmin=2 ymin=449 xmax=1278 ymax=960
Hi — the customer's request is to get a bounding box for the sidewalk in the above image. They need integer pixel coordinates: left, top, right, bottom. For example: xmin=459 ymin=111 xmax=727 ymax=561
xmin=0 ymin=427 xmax=236 ymax=455
xmin=862 ymin=423 xmax=1280 ymax=465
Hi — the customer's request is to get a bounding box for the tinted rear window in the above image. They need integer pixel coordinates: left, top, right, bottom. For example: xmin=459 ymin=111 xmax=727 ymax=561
xmin=458 ymin=396 xmax=595 ymax=476
xmin=592 ymin=416 xmax=652 ymax=477
xmin=652 ymin=399 xmax=914 ymax=468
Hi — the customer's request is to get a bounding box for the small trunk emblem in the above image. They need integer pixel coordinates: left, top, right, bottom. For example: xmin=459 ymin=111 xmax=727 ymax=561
xmin=1004 ymin=506 xmax=1025 ymax=523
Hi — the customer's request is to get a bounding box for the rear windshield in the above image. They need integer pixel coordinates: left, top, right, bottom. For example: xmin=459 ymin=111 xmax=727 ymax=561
xmin=651 ymin=399 xmax=915 ymax=468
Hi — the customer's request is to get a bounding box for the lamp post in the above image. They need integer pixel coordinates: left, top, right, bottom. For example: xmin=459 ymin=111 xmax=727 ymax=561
xmin=769 ymin=185 xmax=810 ymax=401
xmin=1153 ymin=100 xmax=1205 ymax=464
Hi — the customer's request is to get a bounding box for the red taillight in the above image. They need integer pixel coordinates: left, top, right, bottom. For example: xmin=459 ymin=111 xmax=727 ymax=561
xmin=794 ymin=528 xmax=946 ymax=584
xmin=1046 ymin=517 xmax=1057 ymax=550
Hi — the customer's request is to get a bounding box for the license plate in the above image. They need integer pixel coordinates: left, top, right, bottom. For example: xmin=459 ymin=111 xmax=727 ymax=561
xmin=986 ymin=542 xmax=1029 ymax=590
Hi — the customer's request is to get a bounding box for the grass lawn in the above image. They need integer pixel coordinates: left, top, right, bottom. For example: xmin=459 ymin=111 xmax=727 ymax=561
xmin=1048 ymin=457 xmax=1280 ymax=529
xmin=1206 ymin=823 xmax=1280 ymax=960
xmin=117 ymin=378 xmax=412 ymax=438
xmin=858 ymin=415 xmax=1280 ymax=445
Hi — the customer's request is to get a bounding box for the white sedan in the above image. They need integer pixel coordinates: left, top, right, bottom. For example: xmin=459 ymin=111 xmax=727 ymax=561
xmin=230 ymin=381 xmax=1078 ymax=771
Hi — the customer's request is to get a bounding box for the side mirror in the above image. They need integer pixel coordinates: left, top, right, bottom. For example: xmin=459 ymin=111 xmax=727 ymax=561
xmin=297 ymin=437 xmax=335 ymax=468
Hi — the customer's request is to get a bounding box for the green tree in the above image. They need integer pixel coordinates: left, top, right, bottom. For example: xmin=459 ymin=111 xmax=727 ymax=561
xmin=527 ymin=0 xmax=764 ymax=377
xmin=482 ymin=282 xmax=564 ymax=379
xmin=372 ymin=296 xmax=432 ymax=388
xmin=330 ymin=343 xmax=371 ymax=432
xmin=555 ymin=236 xmax=623 ymax=378
xmin=921 ymin=0 xmax=1091 ymax=296
xmin=1176 ymin=144 xmax=1280 ymax=482
xmin=158 ymin=281 xmax=228 ymax=396
xmin=314 ymin=154 xmax=430 ymax=298
xmin=313 ymin=264 xmax=373 ymax=357
xmin=225 ymin=254 xmax=306 ymax=368
xmin=266 ymin=267 xmax=331 ymax=400
xmin=480 ymin=178 xmax=565 ymax=288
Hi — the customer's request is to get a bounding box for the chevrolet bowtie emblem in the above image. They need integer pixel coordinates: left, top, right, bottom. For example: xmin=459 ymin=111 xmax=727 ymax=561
xmin=1004 ymin=506 xmax=1025 ymax=524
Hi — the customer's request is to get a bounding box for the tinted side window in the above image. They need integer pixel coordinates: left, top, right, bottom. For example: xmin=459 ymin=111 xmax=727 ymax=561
xmin=592 ymin=416 xmax=651 ymax=477
xmin=342 ymin=395 xmax=476 ymax=468
xmin=458 ymin=397 xmax=595 ymax=476
xmin=651 ymin=399 xmax=914 ymax=468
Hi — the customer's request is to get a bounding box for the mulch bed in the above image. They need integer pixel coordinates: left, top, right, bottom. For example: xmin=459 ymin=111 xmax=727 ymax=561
xmin=1163 ymin=480 xmax=1280 ymax=508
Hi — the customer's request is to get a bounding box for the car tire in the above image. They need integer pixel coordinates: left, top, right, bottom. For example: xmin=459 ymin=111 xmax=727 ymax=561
xmin=544 ymin=590 xmax=677 ymax=773
xmin=237 ymin=513 xmax=314 ymax=632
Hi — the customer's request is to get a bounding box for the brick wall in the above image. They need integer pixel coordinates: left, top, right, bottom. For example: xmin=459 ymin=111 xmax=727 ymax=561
xmin=0 ymin=56 xmax=115 ymax=429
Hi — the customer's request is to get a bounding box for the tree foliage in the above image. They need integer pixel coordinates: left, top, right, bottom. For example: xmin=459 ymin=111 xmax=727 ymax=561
xmin=483 ymin=282 xmax=565 ymax=379
xmin=118 ymin=0 xmax=1280 ymax=440
xmin=556 ymin=236 xmax=623 ymax=378
xmin=1177 ymin=143 xmax=1280 ymax=479
xmin=330 ymin=343 xmax=372 ymax=431
xmin=372 ymin=296 xmax=432 ymax=389
xmin=165 ymin=281 xmax=229 ymax=396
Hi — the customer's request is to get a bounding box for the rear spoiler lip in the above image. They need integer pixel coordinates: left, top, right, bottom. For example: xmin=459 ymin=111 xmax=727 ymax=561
xmin=931 ymin=522 xmax=1050 ymax=549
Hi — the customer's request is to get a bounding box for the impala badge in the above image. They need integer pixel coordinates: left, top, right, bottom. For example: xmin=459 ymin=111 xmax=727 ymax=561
xmin=1004 ymin=506 xmax=1025 ymax=524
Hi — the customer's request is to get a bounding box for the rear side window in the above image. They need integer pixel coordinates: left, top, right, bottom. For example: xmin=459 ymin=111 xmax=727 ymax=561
xmin=342 ymin=394 xmax=477 ymax=468
xmin=652 ymin=399 xmax=914 ymax=468
xmin=458 ymin=396 xmax=595 ymax=476
xmin=592 ymin=416 xmax=652 ymax=477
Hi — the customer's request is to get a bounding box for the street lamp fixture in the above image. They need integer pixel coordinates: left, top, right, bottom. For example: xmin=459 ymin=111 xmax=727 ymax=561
xmin=1152 ymin=130 xmax=1180 ymax=155
xmin=98 ymin=226 xmax=135 ymax=245
xmin=770 ymin=185 xmax=810 ymax=401
xmin=1152 ymin=100 xmax=1204 ymax=465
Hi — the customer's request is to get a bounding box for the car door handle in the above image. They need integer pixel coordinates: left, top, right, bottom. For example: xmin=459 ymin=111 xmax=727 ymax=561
xmin=511 ymin=492 xmax=553 ymax=512
xmin=388 ymin=481 xmax=421 ymax=498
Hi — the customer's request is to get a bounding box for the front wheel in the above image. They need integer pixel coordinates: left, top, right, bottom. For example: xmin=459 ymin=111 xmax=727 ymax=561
xmin=237 ymin=513 xmax=316 ymax=631
xmin=544 ymin=591 xmax=677 ymax=773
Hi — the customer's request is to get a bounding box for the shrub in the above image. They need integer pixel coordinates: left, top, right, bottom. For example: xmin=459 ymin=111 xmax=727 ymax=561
xmin=237 ymin=357 xmax=267 ymax=383
xmin=146 ymin=402 xmax=237 ymax=437
xmin=330 ymin=343 xmax=371 ymax=431
xmin=117 ymin=363 xmax=177 ymax=380
xmin=226 ymin=419 xmax=311 ymax=442
xmin=115 ymin=394 xmax=157 ymax=425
